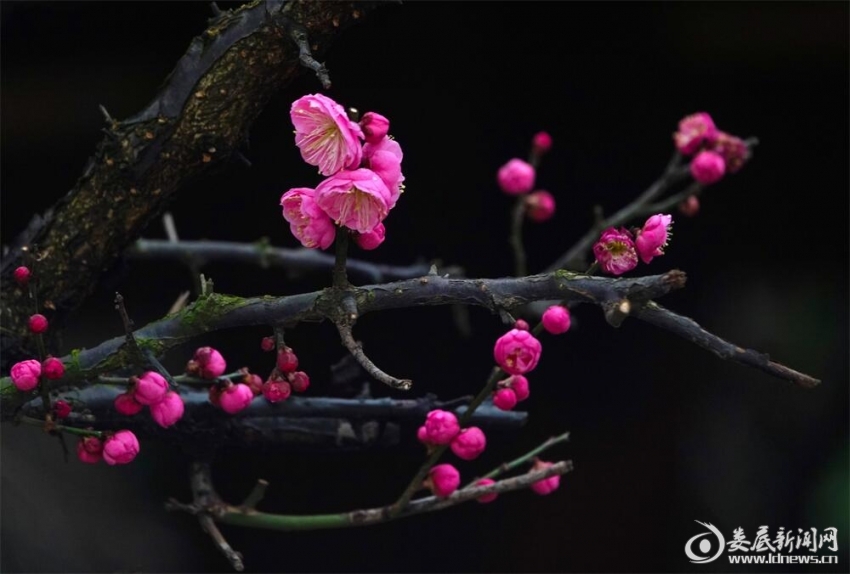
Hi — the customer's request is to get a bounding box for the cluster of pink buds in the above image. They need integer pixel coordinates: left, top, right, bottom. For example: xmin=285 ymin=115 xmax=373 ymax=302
xmin=114 ymin=370 xmax=185 ymax=428
xmin=281 ymin=94 xmax=404 ymax=251
xmin=674 ymin=112 xmax=750 ymax=185
xmin=593 ymin=213 xmax=673 ymax=275
xmin=9 ymin=355 xmax=65 ymax=393
xmin=259 ymin=341 xmax=310 ymax=404
xmin=497 ymin=132 xmax=557 ymax=223
xmin=491 ymin=319 xmax=543 ymax=410
xmin=416 ymin=409 xmax=488 ymax=499
xmin=76 ymin=430 xmax=140 ymax=466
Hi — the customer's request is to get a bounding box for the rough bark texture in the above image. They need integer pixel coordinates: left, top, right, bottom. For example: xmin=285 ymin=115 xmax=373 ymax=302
xmin=0 ymin=0 xmax=378 ymax=368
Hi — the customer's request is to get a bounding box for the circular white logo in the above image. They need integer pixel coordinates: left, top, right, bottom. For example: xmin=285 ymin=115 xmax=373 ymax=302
xmin=685 ymin=521 xmax=726 ymax=564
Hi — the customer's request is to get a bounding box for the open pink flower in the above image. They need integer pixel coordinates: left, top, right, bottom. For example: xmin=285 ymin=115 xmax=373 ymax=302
xmin=103 ymin=430 xmax=140 ymax=465
xmin=10 ymin=359 xmax=41 ymax=392
xmin=635 ymin=214 xmax=673 ymax=264
xmin=315 ymin=169 xmax=392 ymax=233
xmin=291 ymin=94 xmax=363 ymax=176
xmin=280 ymin=187 xmax=336 ymax=250
xmin=150 ymin=391 xmax=185 ymax=428
xmin=362 ymin=137 xmax=404 ymax=209
xmin=493 ymin=328 xmax=542 ymax=375
xmin=673 ymin=112 xmax=718 ymax=155
xmin=428 ymin=464 xmax=460 ymax=498
xmin=593 ymin=227 xmax=638 ymax=276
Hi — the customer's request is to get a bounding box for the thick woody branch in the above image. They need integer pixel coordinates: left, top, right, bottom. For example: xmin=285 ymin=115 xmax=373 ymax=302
xmin=127 ymin=238 xmax=446 ymax=283
xmin=0 ymin=0 xmax=380 ymax=366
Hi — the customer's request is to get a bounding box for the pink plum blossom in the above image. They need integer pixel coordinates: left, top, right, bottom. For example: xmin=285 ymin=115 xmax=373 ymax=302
xmin=635 ymin=214 xmax=674 ymax=264
xmin=530 ymin=460 xmax=561 ymax=495
xmin=673 ymin=112 xmax=718 ymax=155
xmin=423 ymin=409 xmax=461 ymax=445
xmin=77 ymin=436 xmax=103 ymax=464
xmin=507 ymin=375 xmax=530 ymax=402
xmin=362 ymin=137 xmax=404 ymax=208
xmin=150 ymin=391 xmax=185 ymax=428
xmin=711 ymin=131 xmax=750 ymax=173
xmin=493 ymin=327 xmax=542 ymax=375
xmin=29 ymin=313 xmax=48 ymax=334
xmin=428 ymin=464 xmax=460 ymax=498
xmin=114 ymin=392 xmax=144 ymax=416
xmin=10 ymin=359 xmax=41 ymax=392
xmin=188 ymin=347 xmax=227 ymax=380
xmin=450 ymin=427 xmax=487 ymax=461
xmin=542 ymin=305 xmax=571 ymax=334
xmin=525 ymin=190 xmax=556 ymax=222
xmin=493 ymin=388 xmax=518 ymax=411
xmin=353 ymin=222 xmax=386 ymax=250
xmin=133 ymin=371 xmax=169 ymax=406
xmin=13 ymin=266 xmax=31 ymax=286
xmin=315 ymin=169 xmax=393 ymax=233
xmin=497 ymin=158 xmax=535 ymax=195
xmin=593 ymin=227 xmax=638 ymax=276
xmin=475 ymin=478 xmax=499 ymax=503
xmin=42 ymin=357 xmax=65 ymax=380
xmin=280 ymin=187 xmax=336 ymax=250
xmin=291 ymin=94 xmax=363 ymax=175
xmin=103 ymin=430 xmax=140 ymax=465
xmin=220 ymin=383 xmax=254 ymax=414
xmin=690 ymin=150 xmax=726 ymax=185
xmin=360 ymin=111 xmax=390 ymax=144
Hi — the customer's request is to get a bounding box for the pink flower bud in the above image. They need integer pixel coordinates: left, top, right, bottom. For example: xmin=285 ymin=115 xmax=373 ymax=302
xmin=690 ymin=150 xmax=726 ymax=185
xmin=493 ymin=388 xmax=518 ymax=411
xmin=28 ymin=313 xmax=48 ymax=334
xmin=244 ymin=373 xmax=264 ymax=396
xmin=114 ymin=392 xmax=144 ymax=416
xmin=525 ymin=191 xmax=556 ymax=222
xmin=360 ymin=111 xmax=390 ymax=144
xmin=54 ymin=400 xmax=71 ymax=419
xmin=133 ymin=371 xmax=169 ymax=406
xmin=77 ymin=436 xmax=103 ymax=464
xmin=475 ymin=478 xmax=499 ymax=503
xmin=542 ymin=305 xmax=571 ymax=334
xmin=428 ymin=464 xmax=460 ymax=498
xmin=507 ymin=375 xmax=530 ymax=402
xmin=362 ymin=138 xmax=404 ymax=209
xmin=423 ymin=409 xmax=461 ymax=445
xmin=276 ymin=347 xmax=299 ymax=373
xmin=493 ymin=328 xmax=542 ymax=375
xmin=261 ymin=337 xmax=275 ymax=352
xmin=635 ymin=213 xmax=674 ymax=264
xmin=673 ymin=112 xmax=718 ymax=155
xmin=532 ymin=131 xmax=553 ymax=155
xmin=220 ymin=383 xmax=254 ymax=414
xmin=353 ymin=223 xmax=386 ymax=251
xmin=188 ymin=347 xmax=227 ymax=379
xmin=13 ymin=266 xmax=31 ymax=286
xmin=497 ymin=158 xmax=535 ymax=195
xmin=416 ymin=425 xmax=431 ymax=444
xmin=593 ymin=227 xmax=638 ymax=276
xmin=262 ymin=379 xmax=292 ymax=403
xmin=530 ymin=460 xmax=561 ymax=495
xmin=710 ymin=131 xmax=750 ymax=173
xmin=10 ymin=359 xmax=41 ymax=391
xmin=514 ymin=319 xmax=530 ymax=331
xmin=315 ymin=169 xmax=393 ymax=234
xmin=678 ymin=195 xmax=700 ymax=217
xmin=280 ymin=187 xmax=336 ymax=250
xmin=291 ymin=93 xmax=364 ymax=176
xmin=42 ymin=357 xmax=65 ymax=380
xmin=150 ymin=391 xmax=185 ymax=428
xmin=102 ymin=430 xmax=140 ymax=465
xmin=288 ymin=371 xmax=310 ymax=393
xmin=450 ymin=427 xmax=487 ymax=461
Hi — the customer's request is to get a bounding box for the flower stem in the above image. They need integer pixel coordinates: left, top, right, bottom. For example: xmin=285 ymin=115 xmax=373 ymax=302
xmin=478 ymin=431 xmax=570 ymax=481
xmin=18 ymin=415 xmax=104 ymax=438
xmin=510 ymin=199 xmax=528 ymax=277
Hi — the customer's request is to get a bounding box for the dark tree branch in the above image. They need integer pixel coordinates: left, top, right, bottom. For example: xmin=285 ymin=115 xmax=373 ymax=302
xmin=336 ymin=322 xmax=413 ymax=390
xmin=0 ymin=0 xmax=381 ymax=367
xmin=127 ymin=238 xmax=456 ymax=284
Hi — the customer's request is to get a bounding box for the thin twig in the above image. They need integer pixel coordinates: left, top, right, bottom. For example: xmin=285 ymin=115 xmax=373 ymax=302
xmin=479 ymin=431 xmax=570 ymax=481
xmin=188 ymin=461 xmax=244 ymax=571
xmin=280 ymin=17 xmax=332 ymax=89
xmin=240 ymin=479 xmax=269 ymax=511
xmin=336 ymin=322 xmax=412 ymax=390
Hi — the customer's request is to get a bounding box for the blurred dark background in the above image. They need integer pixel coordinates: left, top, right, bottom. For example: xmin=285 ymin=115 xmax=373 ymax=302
xmin=1 ymin=2 xmax=848 ymax=572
